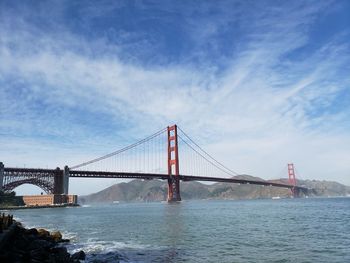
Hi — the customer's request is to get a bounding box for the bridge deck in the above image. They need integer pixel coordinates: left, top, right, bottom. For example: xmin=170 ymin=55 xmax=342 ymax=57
xmin=69 ymin=170 xmax=306 ymax=190
xmin=3 ymin=167 xmax=308 ymax=191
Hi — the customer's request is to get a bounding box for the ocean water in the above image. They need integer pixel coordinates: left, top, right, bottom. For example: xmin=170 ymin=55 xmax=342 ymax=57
xmin=8 ymin=198 xmax=350 ymax=263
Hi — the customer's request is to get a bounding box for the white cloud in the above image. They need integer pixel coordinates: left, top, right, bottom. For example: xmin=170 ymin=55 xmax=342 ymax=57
xmin=1 ymin=1 xmax=350 ymax=195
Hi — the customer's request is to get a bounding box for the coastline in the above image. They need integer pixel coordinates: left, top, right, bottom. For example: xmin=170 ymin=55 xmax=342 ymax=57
xmin=0 ymin=203 xmax=80 ymax=210
xmin=0 ymin=214 xmax=85 ymax=262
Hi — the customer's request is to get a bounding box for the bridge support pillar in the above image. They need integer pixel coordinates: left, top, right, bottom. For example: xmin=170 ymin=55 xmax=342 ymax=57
xmin=53 ymin=167 xmax=63 ymax=194
xmin=63 ymin=166 xmax=69 ymax=194
xmin=288 ymin=163 xmax=298 ymax=198
xmin=0 ymin=162 xmax=4 ymax=190
xmin=167 ymin=125 xmax=181 ymax=202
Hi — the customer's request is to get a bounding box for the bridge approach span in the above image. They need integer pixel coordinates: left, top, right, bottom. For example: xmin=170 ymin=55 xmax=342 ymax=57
xmin=2 ymin=167 xmax=307 ymax=192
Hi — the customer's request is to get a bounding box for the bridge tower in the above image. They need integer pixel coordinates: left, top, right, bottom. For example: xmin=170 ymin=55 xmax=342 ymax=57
xmin=53 ymin=167 xmax=64 ymax=194
xmin=167 ymin=125 xmax=181 ymax=202
xmin=288 ymin=163 xmax=298 ymax=197
xmin=0 ymin=162 xmax=4 ymax=190
xmin=63 ymin=166 xmax=69 ymax=194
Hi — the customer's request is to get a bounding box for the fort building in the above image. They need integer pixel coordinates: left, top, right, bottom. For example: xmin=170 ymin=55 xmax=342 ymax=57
xmin=21 ymin=194 xmax=78 ymax=206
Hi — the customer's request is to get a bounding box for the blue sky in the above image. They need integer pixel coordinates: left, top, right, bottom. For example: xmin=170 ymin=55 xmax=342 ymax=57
xmin=0 ymin=0 xmax=349 ymax=195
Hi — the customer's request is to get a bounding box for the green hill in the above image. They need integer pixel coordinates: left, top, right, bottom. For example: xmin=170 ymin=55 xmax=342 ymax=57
xmin=79 ymin=176 xmax=350 ymax=203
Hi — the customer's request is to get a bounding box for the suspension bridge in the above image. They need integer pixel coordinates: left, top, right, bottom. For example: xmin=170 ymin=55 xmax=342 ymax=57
xmin=0 ymin=125 xmax=310 ymax=202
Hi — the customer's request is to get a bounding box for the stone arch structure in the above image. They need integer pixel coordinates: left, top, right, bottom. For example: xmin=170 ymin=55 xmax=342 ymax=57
xmin=3 ymin=178 xmax=55 ymax=194
xmin=0 ymin=164 xmax=69 ymax=195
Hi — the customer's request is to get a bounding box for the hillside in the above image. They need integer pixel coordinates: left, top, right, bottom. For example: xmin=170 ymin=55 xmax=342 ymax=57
xmin=79 ymin=176 xmax=350 ymax=203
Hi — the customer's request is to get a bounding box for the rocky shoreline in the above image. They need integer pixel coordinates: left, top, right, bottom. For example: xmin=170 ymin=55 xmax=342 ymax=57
xmin=0 ymin=220 xmax=85 ymax=262
xmin=0 ymin=203 xmax=80 ymax=210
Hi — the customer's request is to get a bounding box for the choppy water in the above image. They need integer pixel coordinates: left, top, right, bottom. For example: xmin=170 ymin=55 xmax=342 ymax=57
xmin=8 ymin=198 xmax=350 ymax=262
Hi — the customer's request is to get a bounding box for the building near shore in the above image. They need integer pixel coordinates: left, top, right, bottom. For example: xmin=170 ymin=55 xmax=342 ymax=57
xmin=21 ymin=194 xmax=78 ymax=206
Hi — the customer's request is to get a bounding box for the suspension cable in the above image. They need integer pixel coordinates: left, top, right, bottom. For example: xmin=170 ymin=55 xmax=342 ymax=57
xmin=70 ymin=128 xmax=167 ymax=170
xmin=177 ymin=127 xmax=239 ymax=176
xmin=178 ymin=134 xmax=237 ymax=178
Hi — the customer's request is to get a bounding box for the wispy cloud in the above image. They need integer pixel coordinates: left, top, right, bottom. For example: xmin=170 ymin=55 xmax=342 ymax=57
xmin=0 ymin=0 xmax=349 ymax=194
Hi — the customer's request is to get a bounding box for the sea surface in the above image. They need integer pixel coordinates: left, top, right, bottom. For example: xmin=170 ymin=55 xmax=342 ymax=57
xmin=8 ymin=198 xmax=350 ymax=263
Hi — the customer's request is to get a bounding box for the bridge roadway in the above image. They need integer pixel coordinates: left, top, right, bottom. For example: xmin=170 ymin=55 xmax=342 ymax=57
xmin=69 ymin=170 xmax=308 ymax=191
xmin=3 ymin=167 xmax=307 ymax=192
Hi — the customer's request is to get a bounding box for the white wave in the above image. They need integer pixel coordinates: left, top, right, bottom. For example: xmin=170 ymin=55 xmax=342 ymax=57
xmin=13 ymin=215 xmax=23 ymax=222
xmin=61 ymin=230 xmax=78 ymax=241
xmin=66 ymin=239 xmax=157 ymax=263
xmin=67 ymin=239 xmax=151 ymax=254
xmin=11 ymin=218 xmax=78 ymax=242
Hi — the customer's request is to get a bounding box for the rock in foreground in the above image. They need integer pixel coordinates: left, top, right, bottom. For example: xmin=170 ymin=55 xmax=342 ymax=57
xmin=0 ymin=223 xmax=85 ymax=263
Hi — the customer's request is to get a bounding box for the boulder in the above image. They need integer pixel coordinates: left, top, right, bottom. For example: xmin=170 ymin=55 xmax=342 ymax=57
xmin=28 ymin=239 xmax=53 ymax=250
xmin=50 ymin=231 xmax=62 ymax=242
xmin=26 ymin=234 xmax=38 ymax=242
xmin=14 ymin=235 xmax=30 ymax=250
xmin=71 ymin=250 xmax=86 ymax=261
xmin=0 ymin=224 xmax=84 ymax=263
xmin=51 ymin=246 xmax=71 ymax=263
xmin=14 ymin=225 xmax=25 ymax=234
xmin=51 ymin=246 xmax=68 ymax=254
xmin=30 ymin=247 xmax=50 ymax=261
xmin=25 ymin=228 xmax=38 ymax=236
xmin=37 ymin=228 xmax=50 ymax=238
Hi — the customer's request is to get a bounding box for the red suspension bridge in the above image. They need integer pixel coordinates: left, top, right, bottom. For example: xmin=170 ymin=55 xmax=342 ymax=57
xmin=0 ymin=125 xmax=310 ymax=201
